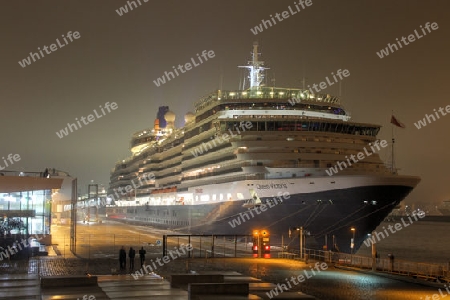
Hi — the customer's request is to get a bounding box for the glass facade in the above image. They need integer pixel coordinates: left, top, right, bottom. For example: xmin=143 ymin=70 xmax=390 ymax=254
xmin=0 ymin=189 xmax=52 ymax=237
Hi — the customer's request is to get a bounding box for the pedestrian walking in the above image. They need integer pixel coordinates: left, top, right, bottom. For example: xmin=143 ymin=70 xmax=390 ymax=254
xmin=119 ymin=246 xmax=126 ymax=270
xmin=129 ymin=247 xmax=136 ymax=271
xmin=139 ymin=246 xmax=146 ymax=267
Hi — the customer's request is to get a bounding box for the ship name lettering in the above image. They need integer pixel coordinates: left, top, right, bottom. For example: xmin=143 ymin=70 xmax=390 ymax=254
xmin=270 ymin=183 xmax=288 ymax=189
xmin=256 ymin=183 xmax=287 ymax=189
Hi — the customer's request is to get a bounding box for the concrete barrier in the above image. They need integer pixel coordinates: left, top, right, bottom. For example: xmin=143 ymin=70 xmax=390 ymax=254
xmin=170 ymin=274 xmax=224 ymax=287
xmin=40 ymin=275 xmax=98 ymax=288
xmin=188 ymin=283 xmax=249 ymax=299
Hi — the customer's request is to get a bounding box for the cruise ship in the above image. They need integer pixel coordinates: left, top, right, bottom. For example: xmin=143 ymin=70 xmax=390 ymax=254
xmin=107 ymin=42 xmax=420 ymax=253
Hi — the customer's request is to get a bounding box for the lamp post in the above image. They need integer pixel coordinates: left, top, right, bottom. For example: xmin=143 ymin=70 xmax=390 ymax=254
xmin=332 ymin=235 xmax=335 ymax=251
xmin=370 ymin=232 xmax=376 ymax=271
xmin=297 ymin=227 xmax=303 ymax=260
xmin=350 ymin=227 xmax=356 ymax=255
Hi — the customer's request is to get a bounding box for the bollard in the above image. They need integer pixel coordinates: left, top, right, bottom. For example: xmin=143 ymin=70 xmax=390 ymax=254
xmin=388 ymin=253 xmax=394 ymax=272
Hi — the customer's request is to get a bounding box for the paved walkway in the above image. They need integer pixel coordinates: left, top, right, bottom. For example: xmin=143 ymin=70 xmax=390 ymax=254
xmin=0 ymin=257 xmax=444 ymax=299
xmin=41 ymin=285 xmax=109 ymax=300
xmin=0 ymin=274 xmax=40 ymax=300
xmin=98 ymin=274 xmax=187 ymax=300
xmin=96 ymin=272 xmax=315 ymax=300
xmin=0 ymin=261 xmax=316 ymax=299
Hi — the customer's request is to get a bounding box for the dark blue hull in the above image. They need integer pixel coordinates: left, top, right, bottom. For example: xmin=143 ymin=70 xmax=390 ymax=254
xmin=107 ymin=184 xmax=415 ymax=253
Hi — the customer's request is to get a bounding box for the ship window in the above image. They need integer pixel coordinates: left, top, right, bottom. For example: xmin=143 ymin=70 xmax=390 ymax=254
xmin=227 ymin=193 xmax=232 ymax=200
xmin=220 ymin=194 xmax=224 ymax=201
xmin=257 ymin=122 xmax=266 ymax=131
xmin=212 ymin=194 xmax=217 ymax=201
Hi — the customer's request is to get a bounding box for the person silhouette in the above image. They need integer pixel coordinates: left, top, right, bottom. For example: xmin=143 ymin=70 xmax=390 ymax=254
xmin=129 ymin=247 xmax=136 ymax=271
xmin=119 ymin=246 xmax=126 ymax=270
xmin=139 ymin=246 xmax=146 ymax=267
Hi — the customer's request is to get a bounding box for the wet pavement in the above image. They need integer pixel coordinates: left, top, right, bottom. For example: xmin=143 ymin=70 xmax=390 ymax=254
xmin=0 ymin=274 xmax=40 ymax=300
xmin=182 ymin=258 xmax=442 ymax=300
xmin=0 ymin=222 xmax=445 ymax=299
xmin=0 ymin=257 xmax=445 ymax=299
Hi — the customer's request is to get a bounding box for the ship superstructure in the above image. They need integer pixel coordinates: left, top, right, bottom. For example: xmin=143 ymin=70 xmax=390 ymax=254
xmin=108 ymin=43 xmax=420 ymax=252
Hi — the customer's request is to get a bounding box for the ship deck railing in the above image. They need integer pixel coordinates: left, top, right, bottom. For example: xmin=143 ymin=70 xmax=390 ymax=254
xmin=0 ymin=170 xmax=49 ymax=177
xmin=194 ymin=88 xmax=340 ymax=112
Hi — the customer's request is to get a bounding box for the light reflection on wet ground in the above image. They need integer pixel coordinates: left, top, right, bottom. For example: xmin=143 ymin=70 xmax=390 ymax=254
xmin=226 ymin=259 xmax=440 ymax=300
xmin=44 ymin=221 xmax=445 ymax=299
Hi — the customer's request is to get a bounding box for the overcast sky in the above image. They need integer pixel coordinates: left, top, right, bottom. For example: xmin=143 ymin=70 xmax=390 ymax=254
xmin=1 ymin=1 xmax=449 ymax=206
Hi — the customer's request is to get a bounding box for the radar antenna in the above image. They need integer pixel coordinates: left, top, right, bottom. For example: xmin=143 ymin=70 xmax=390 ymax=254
xmin=238 ymin=42 xmax=269 ymax=89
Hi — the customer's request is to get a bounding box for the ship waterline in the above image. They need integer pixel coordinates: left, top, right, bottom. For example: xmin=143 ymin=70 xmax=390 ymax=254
xmin=107 ymin=174 xmax=419 ymax=252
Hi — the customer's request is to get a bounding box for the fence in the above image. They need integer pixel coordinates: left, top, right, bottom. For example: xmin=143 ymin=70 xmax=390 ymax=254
xmin=338 ymin=253 xmax=449 ymax=280
xmin=71 ymin=233 xmax=256 ymax=260
xmin=162 ymin=234 xmax=253 ymax=258
xmin=279 ymin=247 xmax=450 ymax=281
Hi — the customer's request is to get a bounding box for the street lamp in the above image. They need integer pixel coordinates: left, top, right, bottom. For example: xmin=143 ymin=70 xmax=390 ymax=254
xmin=368 ymin=232 xmax=376 ymax=271
xmin=296 ymin=227 xmax=303 ymax=260
xmin=350 ymin=227 xmax=356 ymax=254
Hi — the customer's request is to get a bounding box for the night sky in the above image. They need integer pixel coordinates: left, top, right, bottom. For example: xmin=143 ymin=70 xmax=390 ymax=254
xmin=1 ymin=1 xmax=449 ymax=206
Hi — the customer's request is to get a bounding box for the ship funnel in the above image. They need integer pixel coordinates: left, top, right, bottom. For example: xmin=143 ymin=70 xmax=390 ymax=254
xmin=184 ymin=112 xmax=195 ymax=124
xmin=164 ymin=111 xmax=176 ymax=129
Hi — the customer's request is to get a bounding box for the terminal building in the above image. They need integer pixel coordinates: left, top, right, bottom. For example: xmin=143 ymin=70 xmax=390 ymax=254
xmin=0 ymin=169 xmax=76 ymax=245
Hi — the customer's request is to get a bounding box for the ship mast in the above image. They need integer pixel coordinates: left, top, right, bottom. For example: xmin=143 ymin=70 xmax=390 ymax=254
xmin=391 ymin=120 xmax=396 ymax=174
xmin=238 ymin=42 xmax=269 ymax=89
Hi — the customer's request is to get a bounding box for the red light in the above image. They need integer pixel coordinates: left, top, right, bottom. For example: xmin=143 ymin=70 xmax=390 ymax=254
xmin=265 ymin=246 xmax=270 ymax=250
xmin=253 ymin=245 xmax=258 ymax=251
xmin=264 ymin=253 xmax=271 ymax=258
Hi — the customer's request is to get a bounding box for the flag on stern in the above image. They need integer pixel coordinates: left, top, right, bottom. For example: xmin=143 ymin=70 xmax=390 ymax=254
xmin=390 ymin=115 xmax=406 ymax=128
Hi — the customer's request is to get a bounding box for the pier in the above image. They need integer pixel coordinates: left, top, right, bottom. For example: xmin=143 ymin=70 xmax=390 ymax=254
xmin=0 ymin=220 xmax=448 ymax=299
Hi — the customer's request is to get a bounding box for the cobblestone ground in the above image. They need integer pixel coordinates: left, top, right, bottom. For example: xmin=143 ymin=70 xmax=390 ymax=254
xmin=0 ymin=257 xmax=441 ymax=299
xmin=0 ymin=257 xmax=112 ymax=275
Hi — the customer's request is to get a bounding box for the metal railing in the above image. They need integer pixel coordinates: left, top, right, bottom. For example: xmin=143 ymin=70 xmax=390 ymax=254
xmin=280 ymin=248 xmax=450 ymax=281
xmin=68 ymin=233 xmax=255 ymax=260
xmin=163 ymin=234 xmax=253 ymax=258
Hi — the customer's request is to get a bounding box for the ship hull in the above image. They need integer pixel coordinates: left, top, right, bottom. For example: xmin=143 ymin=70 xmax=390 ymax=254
xmin=106 ymin=174 xmax=419 ymax=253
